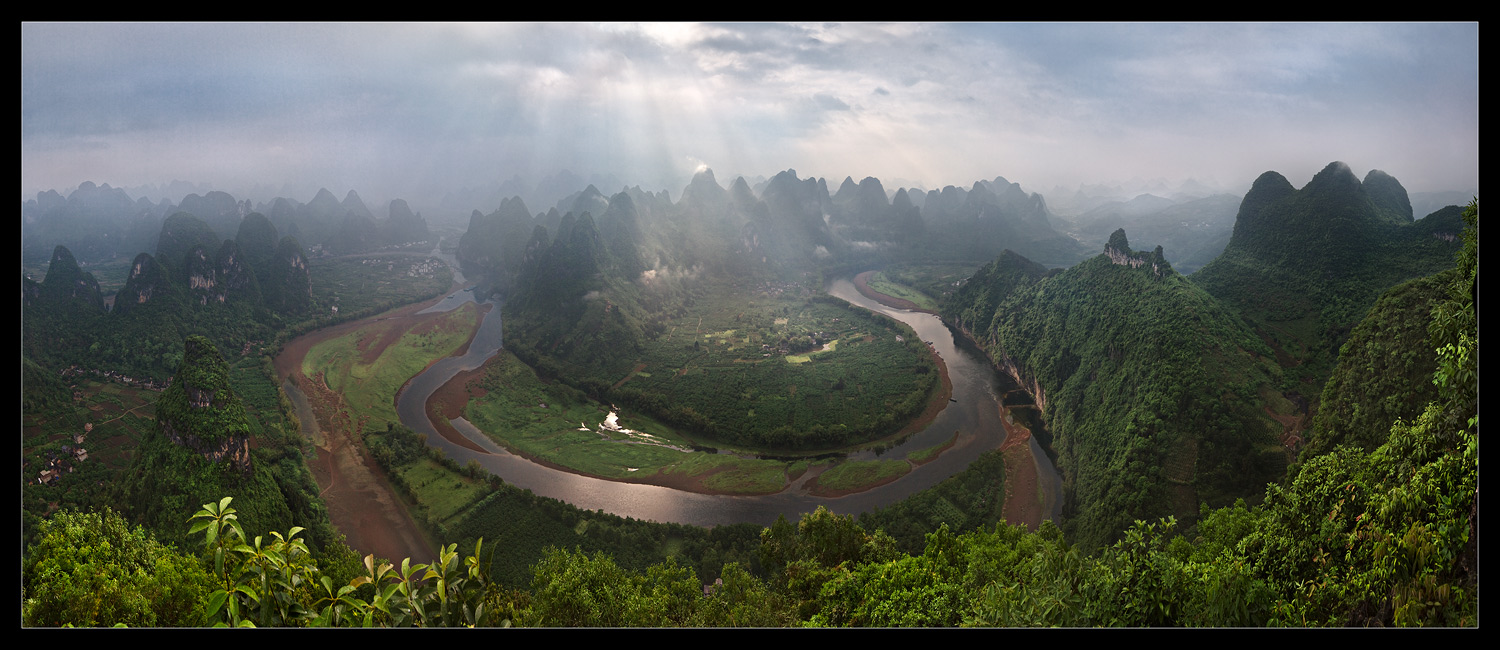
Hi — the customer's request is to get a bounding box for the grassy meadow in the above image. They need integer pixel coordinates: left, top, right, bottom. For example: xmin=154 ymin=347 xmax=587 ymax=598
xmin=302 ymin=300 xmax=479 ymax=432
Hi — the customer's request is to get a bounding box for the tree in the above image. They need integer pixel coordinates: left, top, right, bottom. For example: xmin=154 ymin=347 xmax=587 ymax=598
xmin=22 ymin=508 xmax=213 ymax=627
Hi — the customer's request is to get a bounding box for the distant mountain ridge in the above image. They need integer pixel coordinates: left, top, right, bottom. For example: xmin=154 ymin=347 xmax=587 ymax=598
xmin=23 ymin=183 xmax=433 ymax=266
xmin=1190 ymin=161 xmax=1463 ymax=388
xmin=23 ymin=210 xmax=314 ymax=381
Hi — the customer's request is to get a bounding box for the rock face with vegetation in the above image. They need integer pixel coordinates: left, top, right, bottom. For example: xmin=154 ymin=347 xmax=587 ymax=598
xmin=1302 ymin=271 xmax=1449 ymax=458
xmin=155 ymin=336 xmax=254 ymax=474
xmin=115 ymin=336 xmax=294 ymax=550
xmin=945 ymin=232 xmax=1287 ymax=550
xmin=18 ymin=160 xmax=1477 ymax=627
xmin=114 ymin=252 xmax=181 ymax=315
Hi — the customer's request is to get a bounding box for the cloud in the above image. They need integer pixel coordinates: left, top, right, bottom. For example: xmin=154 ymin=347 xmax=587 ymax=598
xmin=20 ymin=22 xmax=1478 ymax=207
xmin=812 ymin=94 xmax=850 ymax=111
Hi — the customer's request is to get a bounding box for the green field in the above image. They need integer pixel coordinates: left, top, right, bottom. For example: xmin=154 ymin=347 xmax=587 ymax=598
xmin=880 ymin=262 xmax=982 ymax=307
xmin=815 ymin=458 xmax=911 ymax=492
xmin=867 ymin=271 xmax=939 ymax=311
xmin=508 ymin=276 xmax=940 ymax=452
xmin=399 ymin=457 xmax=492 ymax=525
xmin=464 ymin=350 xmax=794 ymax=494
xmin=302 ymin=301 xmax=478 ymax=431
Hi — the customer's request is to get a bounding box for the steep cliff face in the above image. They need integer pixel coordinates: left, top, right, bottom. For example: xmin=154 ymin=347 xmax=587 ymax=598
xmin=184 ymin=245 xmax=219 ymax=305
xmin=214 ymin=240 xmax=260 ymax=304
xmin=944 ymin=242 xmax=1284 ymax=549
xmin=1103 ymin=229 xmax=1171 ymax=278
xmin=153 ymin=335 xmax=253 ymax=475
xmin=114 ymin=252 xmax=180 ymax=315
xmin=183 ymin=240 xmax=261 ymax=306
xmin=269 ymin=236 xmax=313 ymax=314
xmin=953 ymin=320 xmax=1051 ymax=416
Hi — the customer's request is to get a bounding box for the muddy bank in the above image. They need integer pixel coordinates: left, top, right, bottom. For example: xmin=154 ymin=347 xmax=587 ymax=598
xmin=996 ymin=411 xmax=1043 ymax=531
xmin=853 ymin=270 xmax=939 ymax=315
xmin=856 ymin=269 xmax=1049 ymax=530
xmin=422 ymin=364 xmax=492 ymax=455
xmin=275 ymin=290 xmax=466 ymax=564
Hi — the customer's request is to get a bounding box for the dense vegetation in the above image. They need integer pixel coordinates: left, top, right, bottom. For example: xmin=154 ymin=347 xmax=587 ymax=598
xmin=1191 ymin=163 xmax=1462 ymax=390
xmin=1302 ymin=271 xmax=1450 ymax=458
xmin=20 ymin=161 xmax=1477 ymax=627
xmin=944 ymin=234 xmax=1288 ymax=549
xmin=505 ymin=273 xmax=938 ymax=452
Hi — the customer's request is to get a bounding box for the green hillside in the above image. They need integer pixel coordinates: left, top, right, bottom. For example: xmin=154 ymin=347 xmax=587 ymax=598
xmin=945 ymin=232 xmax=1288 ymax=549
xmin=1191 ymin=163 xmax=1463 ymax=389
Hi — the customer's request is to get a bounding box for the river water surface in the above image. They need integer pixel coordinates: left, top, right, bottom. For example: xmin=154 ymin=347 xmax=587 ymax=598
xmin=360 ymin=275 xmax=1063 ymax=528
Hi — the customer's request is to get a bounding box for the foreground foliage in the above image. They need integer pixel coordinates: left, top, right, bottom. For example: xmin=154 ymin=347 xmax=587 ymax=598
xmin=20 ymin=202 xmax=1475 ymax=628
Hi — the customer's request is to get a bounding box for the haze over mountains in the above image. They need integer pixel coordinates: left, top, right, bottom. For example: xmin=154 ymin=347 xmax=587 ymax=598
xmin=19 ymin=22 xmax=1479 ymax=628
xmin=20 ymin=152 xmax=1477 ymax=627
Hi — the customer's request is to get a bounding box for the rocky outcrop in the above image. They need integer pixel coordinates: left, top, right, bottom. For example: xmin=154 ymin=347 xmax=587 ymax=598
xmin=956 ymin=322 xmax=1052 ymax=416
xmin=155 ymin=335 xmax=253 ymax=475
xmin=160 ymin=417 xmax=252 ymax=473
xmin=114 ymin=252 xmax=178 ymax=314
xmin=1103 ymin=229 xmax=1170 ymax=279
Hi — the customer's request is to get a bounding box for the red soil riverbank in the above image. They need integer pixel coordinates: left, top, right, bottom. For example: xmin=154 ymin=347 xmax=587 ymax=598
xmin=852 ymin=269 xmax=1043 ymax=531
xmin=274 ymin=290 xmax=466 ymax=564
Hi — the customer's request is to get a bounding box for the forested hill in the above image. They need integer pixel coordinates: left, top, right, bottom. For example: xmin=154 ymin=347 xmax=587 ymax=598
xmin=1302 ymin=270 xmax=1451 ymax=458
xmin=115 ymin=336 xmax=295 ymax=551
xmin=944 ymin=231 xmax=1289 ymax=550
xmin=456 ymin=168 xmax=1091 ymax=298
xmin=1190 ymin=162 xmax=1464 ymax=389
xmin=23 ymin=212 xmax=314 ymax=382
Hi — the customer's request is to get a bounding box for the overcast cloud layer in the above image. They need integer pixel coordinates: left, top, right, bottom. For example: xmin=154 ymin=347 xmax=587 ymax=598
xmin=21 ymin=22 xmax=1479 ymax=209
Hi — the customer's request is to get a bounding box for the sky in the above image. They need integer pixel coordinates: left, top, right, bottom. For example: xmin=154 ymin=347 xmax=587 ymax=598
xmin=21 ymin=22 xmax=1479 ymax=212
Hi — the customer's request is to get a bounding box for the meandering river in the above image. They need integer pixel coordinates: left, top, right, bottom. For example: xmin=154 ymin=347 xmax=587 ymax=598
xmin=358 ymin=275 xmax=1063 ymax=528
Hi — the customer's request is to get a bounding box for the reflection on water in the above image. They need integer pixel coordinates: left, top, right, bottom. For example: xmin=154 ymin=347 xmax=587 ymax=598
xmin=282 ymin=275 xmax=1064 ymax=527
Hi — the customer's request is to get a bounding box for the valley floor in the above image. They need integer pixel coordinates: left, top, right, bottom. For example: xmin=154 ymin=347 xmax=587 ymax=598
xmin=274 ymin=290 xmax=466 ymax=564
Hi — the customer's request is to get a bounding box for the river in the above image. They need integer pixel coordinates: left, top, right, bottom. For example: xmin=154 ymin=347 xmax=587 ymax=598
xmin=364 ymin=274 xmax=1063 ymax=528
